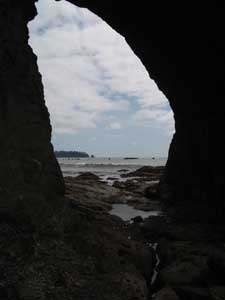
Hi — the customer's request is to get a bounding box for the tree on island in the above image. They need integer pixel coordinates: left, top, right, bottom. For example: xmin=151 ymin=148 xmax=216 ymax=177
xmin=55 ymin=150 xmax=89 ymax=158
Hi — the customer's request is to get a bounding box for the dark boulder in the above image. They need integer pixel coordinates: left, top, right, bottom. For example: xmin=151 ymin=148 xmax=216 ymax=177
xmin=144 ymin=183 xmax=160 ymax=200
xmin=132 ymin=216 xmax=143 ymax=223
xmin=175 ymin=286 xmax=211 ymax=300
xmin=207 ymin=245 xmax=225 ymax=280
xmin=154 ymin=286 xmax=180 ymax=300
xmin=209 ymin=286 xmax=225 ymax=300
xmin=160 ymin=260 xmax=208 ymax=286
xmin=121 ymin=166 xmax=164 ymax=179
xmin=140 ymin=216 xmax=168 ymax=240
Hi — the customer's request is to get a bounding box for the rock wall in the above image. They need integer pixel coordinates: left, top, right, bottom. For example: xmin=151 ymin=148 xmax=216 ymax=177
xmin=0 ymin=1 xmax=225 ymax=220
xmin=0 ymin=0 xmax=64 ymax=221
xmin=69 ymin=2 xmax=225 ymax=218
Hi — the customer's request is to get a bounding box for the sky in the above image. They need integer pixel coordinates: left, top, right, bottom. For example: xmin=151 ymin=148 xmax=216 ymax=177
xmin=28 ymin=0 xmax=174 ymax=157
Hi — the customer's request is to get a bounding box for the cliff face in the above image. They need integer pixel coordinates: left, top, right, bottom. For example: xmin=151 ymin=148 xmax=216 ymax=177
xmin=0 ymin=1 xmax=64 ymax=221
xmin=0 ymin=1 xmax=225 ymax=219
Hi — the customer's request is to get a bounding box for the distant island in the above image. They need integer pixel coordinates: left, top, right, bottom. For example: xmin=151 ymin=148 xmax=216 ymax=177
xmin=55 ymin=151 xmax=89 ymax=158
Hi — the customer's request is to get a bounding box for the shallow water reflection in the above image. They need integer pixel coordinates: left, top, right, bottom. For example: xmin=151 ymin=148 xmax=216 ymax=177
xmin=109 ymin=204 xmax=161 ymax=221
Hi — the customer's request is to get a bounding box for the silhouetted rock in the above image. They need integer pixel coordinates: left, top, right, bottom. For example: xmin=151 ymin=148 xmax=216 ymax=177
xmin=161 ymin=261 xmax=207 ymax=286
xmin=140 ymin=216 xmax=168 ymax=240
xmin=55 ymin=150 xmax=89 ymax=158
xmin=76 ymin=172 xmax=100 ymax=181
xmin=207 ymin=245 xmax=225 ymax=278
xmin=175 ymin=286 xmax=211 ymax=300
xmin=154 ymin=286 xmax=180 ymax=300
xmin=144 ymin=183 xmax=160 ymax=200
xmin=132 ymin=216 xmax=143 ymax=223
xmin=112 ymin=180 xmax=126 ymax=189
xmin=0 ymin=177 xmax=156 ymax=300
xmin=209 ymin=286 xmax=225 ymax=299
xmin=0 ymin=1 xmax=64 ymax=205
xmin=121 ymin=166 xmax=164 ymax=180
xmin=0 ymin=0 xmax=225 ymax=231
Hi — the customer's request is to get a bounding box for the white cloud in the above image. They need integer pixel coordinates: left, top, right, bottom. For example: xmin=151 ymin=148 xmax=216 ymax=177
xmin=28 ymin=0 xmax=173 ymax=138
xmin=133 ymin=109 xmax=175 ymax=135
xmin=108 ymin=122 xmax=122 ymax=130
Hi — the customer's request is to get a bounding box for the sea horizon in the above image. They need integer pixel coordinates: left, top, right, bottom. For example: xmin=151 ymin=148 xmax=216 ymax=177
xmin=58 ymin=156 xmax=167 ymax=180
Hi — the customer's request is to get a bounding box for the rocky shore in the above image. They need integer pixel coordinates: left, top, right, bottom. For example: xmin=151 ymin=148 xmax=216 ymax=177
xmin=64 ymin=168 xmax=225 ymax=299
xmin=1 ymin=166 xmax=225 ymax=299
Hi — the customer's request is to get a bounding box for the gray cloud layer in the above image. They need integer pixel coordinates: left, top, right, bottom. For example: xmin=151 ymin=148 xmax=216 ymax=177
xmin=28 ymin=0 xmax=174 ymax=141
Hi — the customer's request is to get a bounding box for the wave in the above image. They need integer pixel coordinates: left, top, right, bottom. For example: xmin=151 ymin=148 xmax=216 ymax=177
xmin=59 ymin=163 xmax=142 ymax=168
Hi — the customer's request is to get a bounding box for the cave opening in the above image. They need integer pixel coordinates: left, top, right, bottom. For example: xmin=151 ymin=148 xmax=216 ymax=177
xmin=2 ymin=2 xmax=225 ymax=298
xmin=28 ymin=0 xmax=174 ymax=181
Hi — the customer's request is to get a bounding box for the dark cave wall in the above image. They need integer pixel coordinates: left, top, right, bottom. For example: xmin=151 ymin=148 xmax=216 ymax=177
xmin=0 ymin=0 xmax=64 ymax=208
xmin=0 ymin=0 xmax=225 ymax=216
xmin=70 ymin=1 xmax=225 ymax=208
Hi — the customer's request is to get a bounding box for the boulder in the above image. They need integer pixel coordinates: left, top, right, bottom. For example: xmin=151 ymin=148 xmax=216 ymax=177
xmin=207 ymin=245 xmax=225 ymax=280
xmin=76 ymin=172 xmax=100 ymax=181
xmin=140 ymin=216 xmax=168 ymax=239
xmin=144 ymin=183 xmax=159 ymax=200
xmin=160 ymin=260 xmax=208 ymax=286
xmin=175 ymin=286 xmax=211 ymax=300
xmin=209 ymin=286 xmax=225 ymax=300
xmin=132 ymin=216 xmax=143 ymax=223
xmin=154 ymin=286 xmax=180 ymax=300
xmin=121 ymin=166 xmax=164 ymax=179
xmin=112 ymin=181 xmax=126 ymax=189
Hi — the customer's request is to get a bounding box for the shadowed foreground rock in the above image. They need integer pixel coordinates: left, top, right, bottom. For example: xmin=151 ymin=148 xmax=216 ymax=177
xmin=1 ymin=170 xmax=225 ymax=299
xmin=65 ymin=175 xmax=225 ymax=300
xmin=154 ymin=286 xmax=180 ymax=300
xmin=0 ymin=195 xmax=152 ymax=299
xmin=0 ymin=1 xmax=224 ymax=223
xmin=0 ymin=0 xmax=64 ymax=226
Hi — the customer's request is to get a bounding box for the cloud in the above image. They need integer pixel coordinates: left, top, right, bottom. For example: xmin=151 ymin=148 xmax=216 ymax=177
xmin=131 ymin=141 xmax=137 ymax=147
xmin=108 ymin=122 xmax=122 ymax=130
xmin=133 ymin=109 xmax=175 ymax=135
xmin=28 ymin=0 xmax=174 ymax=139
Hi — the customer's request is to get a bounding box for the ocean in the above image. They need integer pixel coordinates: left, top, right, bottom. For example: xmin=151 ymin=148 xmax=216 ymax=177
xmin=58 ymin=157 xmax=167 ymax=181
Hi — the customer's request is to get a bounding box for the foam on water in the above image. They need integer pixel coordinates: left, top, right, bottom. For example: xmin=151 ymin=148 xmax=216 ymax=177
xmin=59 ymin=157 xmax=167 ymax=178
